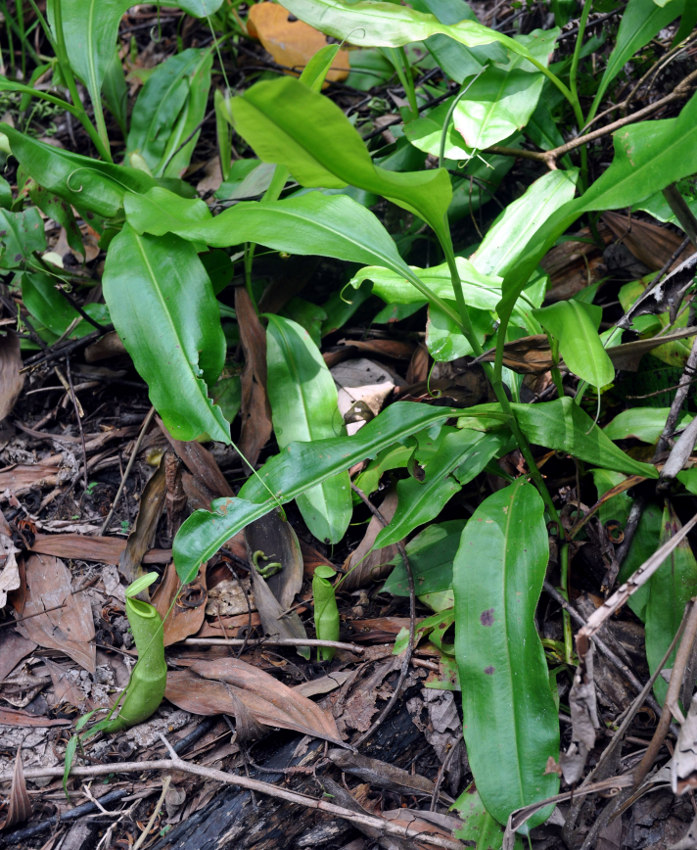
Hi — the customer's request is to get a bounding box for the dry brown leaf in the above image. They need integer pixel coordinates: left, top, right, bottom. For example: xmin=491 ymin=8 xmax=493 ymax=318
xmin=0 ymin=707 xmax=71 ymax=727
xmin=247 ymin=3 xmax=349 ymax=82
xmin=249 ymin=564 xmax=309 ymax=651
xmin=0 ymin=330 xmax=24 ymax=420
xmin=152 ymin=562 xmax=208 ymax=646
xmin=0 ymin=528 xmax=21 ymax=608
xmin=165 ymin=656 xmax=342 ymax=742
xmin=342 ymin=490 xmax=399 ymax=591
xmin=2 ymin=750 xmax=32 ymax=829
xmin=119 ymin=456 xmax=167 ymax=583
xmin=235 ymin=287 xmax=272 ymax=467
xmin=12 ymin=554 xmax=96 ymax=672
xmin=30 ymin=532 xmax=170 ymax=565
xmin=159 ymin=420 xmax=233 ymax=498
xmin=603 ymin=211 xmax=693 ymax=272
xmin=245 ymin=508 xmax=303 ymax=610
xmin=0 ymin=629 xmax=37 ymax=682
xmin=43 ymin=657 xmax=86 ymax=707
xmin=0 ymin=459 xmax=61 ymax=494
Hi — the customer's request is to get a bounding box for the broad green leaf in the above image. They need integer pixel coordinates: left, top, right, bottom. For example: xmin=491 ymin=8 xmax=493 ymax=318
xmin=375 ymin=429 xmax=512 ymax=547
xmin=404 ymin=100 xmax=472 ymax=160
xmin=0 ymin=207 xmax=46 ymax=268
xmin=48 ymin=1 xmax=221 ymax=138
xmin=125 ymin=190 xmax=465 ymax=327
xmin=589 ymin=0 xmax=685 ymax=118
xmin=20 ymin=272 xmax=81 ymax=337
xmin=453 ymin=784 xmax=520 ymax=850
xmin=426 ymin=302 xmax=495 ymax=361
xmin=472 ymin=169 xmax=578 ymax=277
xmin=173 ymin=402 xmax=461 ymax=583
xmin=48 ymin=0 xmax=130 ymax=139
xmin=176 ymin=0 xmax=224 ymax=12
xmin=352 ymin=256 xmax=502 ymax=306
xmin=619 ymin=502 xmax=663 ymax=622
xmin=453 ymin=29 xmax=558 ymax=151
xmin=1 ymin=124 xmax=162 ymax=218
xmin=351 ymin=257 xmax=545 ymax=337
xmin=103 ymin=224 xmax=229 ymax=443
xmin=511 ymin=398 xmax=658 ymax=478
xmin=497 ymin=89 xmax=697 ymax=341
xmin=533 ymin=301 xmax=614 ymax=387
xmin=158 ymin=50 xmax=212 ymax=178
xmin=453 ymin=480 xmax=558 ymax=827
xmin=282 ymin=0 xmax=543 ymax=58
xmin=227 ymin=76 xmax=452 ymax=241
xmin=604 ymin=408 xmax=692 ymax=443
xmin=383 ymin=519 xmax=465 ymax=597
xmin=127 ymin=51 xmax=195 ymax=172
xmin=266 ymin=315 xmax=352 ymax=544
xmin=644 ymin=502 xmax=697 ymax=704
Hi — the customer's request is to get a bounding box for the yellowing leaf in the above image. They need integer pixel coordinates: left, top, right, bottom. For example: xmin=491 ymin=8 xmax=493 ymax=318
xmin=247 ymin=3 xmax=349 ymax=82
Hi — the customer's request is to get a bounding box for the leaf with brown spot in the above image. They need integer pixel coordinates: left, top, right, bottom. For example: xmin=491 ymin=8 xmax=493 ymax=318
xmin=12 ymin=554 xmax=96 ymax=673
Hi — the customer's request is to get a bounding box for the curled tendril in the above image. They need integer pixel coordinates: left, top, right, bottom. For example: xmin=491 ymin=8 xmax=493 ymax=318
xmin=65 ymin=167 xmax=87 ymax=194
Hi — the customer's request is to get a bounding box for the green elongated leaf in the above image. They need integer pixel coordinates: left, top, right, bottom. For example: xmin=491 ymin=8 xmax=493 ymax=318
xmin=404 ymin=100 xmax=472 ymax=161
xmin=590 ymin=0 xmax=685 ymax=117
xmin=472 ymin=169 xmax=578 ymax=277
xmin=158 ymin=50 xmax=212 ymax=178
xmin=176 ymin=0 xmax=224 ymax=13
xmin=375 ymin=428 xmax=512 ymax=547
xmin=282 ymin=0 xmax=540 ymax=57
xmin=644 ymin=502 xmax=697 ymax=704
xmin=125 ymin=190 xmax=465 ymax=328
xmin=453 ymin=29 xmax=558 ymax=151
xmin=0 ymin=207 xmax=46 ymax=267
xmin=533 ymin=301 xmax=614 ymax=387
xmin=1 ymin=123 xmax=161 ymax=218
xmin=497 ymin=89 xmax=697 ymax=343
xmin=48 ymin=0 xmax=220 ymax=141
xmin=173 ymin=402 xmax=461 ymax=583
xmin=604 ymin=408 xmax=692 ymax=443
xmin=227 ymin=76 xmax=452 ymax=241
xmin=510 ymin=398 xmax=658 ymax=478
xmin=127 ymin=48 xmax=212 ymax=178
xmin=48 ymin=0 xmax=130 ymax=136
xmin=383 ymin=519 xmax=465 ymax=597
xmin=266 ymin=315 xmax=352 ymax=544
xmin=102 ymin=224 xmax=229 ymax=443
xmin=102 ymin=48 xmax=128 ymax=135
xmin=127 ymin=52 xmax=193 ymax=171
xmin=453 ymin=480 xmax=558 ymax=827
xmin=20 ymin=272 xmax=81 ymax=337
xmin=426 ymin=301 xmax=495 ymax=361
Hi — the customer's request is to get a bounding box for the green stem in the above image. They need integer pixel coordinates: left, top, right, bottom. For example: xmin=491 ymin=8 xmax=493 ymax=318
xmin=384 ymin=46 xmax=418 ymax=118
xmin=559 ymin=543 xmax=574 ymax=664
xmin=441 ymin=235 xmax=561 ymax=530
xmin=568 ymin=0 xmax=592 ymax=186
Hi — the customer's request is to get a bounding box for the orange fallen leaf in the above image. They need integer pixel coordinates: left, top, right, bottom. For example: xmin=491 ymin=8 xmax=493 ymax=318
xmin=247 ymin=3 xmax=350 ymax=82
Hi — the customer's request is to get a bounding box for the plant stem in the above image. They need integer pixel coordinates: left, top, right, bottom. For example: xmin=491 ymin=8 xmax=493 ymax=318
xmin=440 ymin=239 xmax=562 ymax=531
